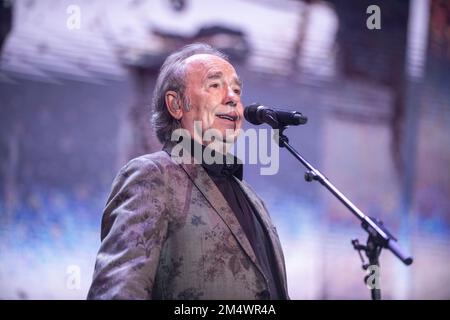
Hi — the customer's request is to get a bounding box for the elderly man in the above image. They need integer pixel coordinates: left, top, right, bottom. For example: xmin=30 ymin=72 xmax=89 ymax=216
xmin=87 ymin=43 xmax=289 ymax=300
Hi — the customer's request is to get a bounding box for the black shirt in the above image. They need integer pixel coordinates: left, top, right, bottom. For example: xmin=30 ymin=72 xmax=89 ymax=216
xmin=197 ymin=144 xmax=284 ymax=300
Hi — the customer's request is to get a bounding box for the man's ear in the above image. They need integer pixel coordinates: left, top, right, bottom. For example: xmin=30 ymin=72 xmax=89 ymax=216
xmin=165 ymin=91 xmax=183 ymax=120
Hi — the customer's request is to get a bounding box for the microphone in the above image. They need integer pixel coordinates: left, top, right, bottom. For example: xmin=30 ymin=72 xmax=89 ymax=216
xmin=244 ymin=103 xmax=307 ymax=128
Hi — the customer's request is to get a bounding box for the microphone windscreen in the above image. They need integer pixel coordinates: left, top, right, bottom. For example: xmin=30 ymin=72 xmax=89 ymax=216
xmin=244 ymin=103 xmax=263 ymax=125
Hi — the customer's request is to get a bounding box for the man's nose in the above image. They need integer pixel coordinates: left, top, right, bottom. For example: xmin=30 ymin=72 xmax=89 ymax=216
xmin=224 ymin=85 xmax=238 ymax=107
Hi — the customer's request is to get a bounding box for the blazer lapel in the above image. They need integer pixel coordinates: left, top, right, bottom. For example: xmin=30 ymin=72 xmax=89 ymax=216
xmin=163 ymin=141 xmax=285 ymax=296
xmin=178 ymin=163 xmax=263 ymax=271
xmin=235 ymin=179 xmax=289 ymax=298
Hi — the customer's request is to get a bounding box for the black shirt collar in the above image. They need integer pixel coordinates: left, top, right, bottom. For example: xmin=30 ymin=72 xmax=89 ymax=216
xmin=191 ymin=138 xmax=243 ymax=180
xmin=202 ymin=157 xmax=243 ymax=180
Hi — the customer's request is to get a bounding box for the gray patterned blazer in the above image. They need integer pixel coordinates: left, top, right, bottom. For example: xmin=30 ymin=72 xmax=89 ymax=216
xmin=87 ymin=143 xmax=289 ymax=300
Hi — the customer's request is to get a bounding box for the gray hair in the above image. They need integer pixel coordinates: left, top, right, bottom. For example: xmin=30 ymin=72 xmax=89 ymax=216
xmin=151 ymin=43 xmax=229 ymax=144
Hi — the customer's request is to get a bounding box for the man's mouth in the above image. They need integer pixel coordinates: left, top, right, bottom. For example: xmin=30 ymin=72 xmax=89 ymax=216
xmin=216 ymin=112 xmax=239 ymax=122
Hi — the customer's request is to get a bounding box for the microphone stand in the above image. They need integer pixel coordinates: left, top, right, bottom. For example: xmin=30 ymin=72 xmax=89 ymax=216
xmin=273 ymin=126 xmax=413 ymax=300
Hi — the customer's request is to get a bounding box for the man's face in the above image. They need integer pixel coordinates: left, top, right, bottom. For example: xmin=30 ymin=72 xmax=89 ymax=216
xmin=180 ymin=54 xmax=243 ymax=145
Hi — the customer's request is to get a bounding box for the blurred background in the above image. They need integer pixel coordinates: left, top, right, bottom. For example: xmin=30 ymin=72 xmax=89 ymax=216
xmin=0 ymin=0 xmax=449 ymax=299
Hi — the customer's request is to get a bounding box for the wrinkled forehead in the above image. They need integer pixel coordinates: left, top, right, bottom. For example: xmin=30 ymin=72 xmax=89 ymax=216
xmin=183 ymin=54 xmax=239 ymax=82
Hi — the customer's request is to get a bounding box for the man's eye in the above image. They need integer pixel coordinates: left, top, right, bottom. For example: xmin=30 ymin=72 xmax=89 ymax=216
xmin=234 ymin=88 xmax=241 ymax=95
xmin=210 ymin=83 xmax=220 ymax=88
